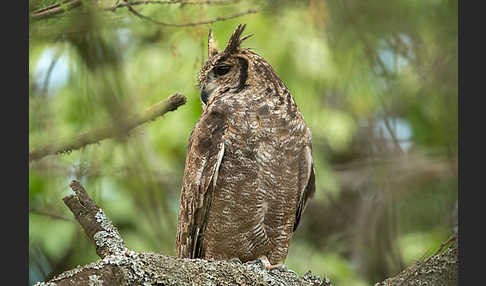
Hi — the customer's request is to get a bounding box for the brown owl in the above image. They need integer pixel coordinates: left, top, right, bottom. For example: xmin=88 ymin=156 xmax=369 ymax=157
xmin=176 ymin=24 xmax=315 ymax=269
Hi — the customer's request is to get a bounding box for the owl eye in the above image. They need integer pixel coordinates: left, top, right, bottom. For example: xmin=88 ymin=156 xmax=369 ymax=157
xmin=214 ymin=65 xmax=231 ymax=76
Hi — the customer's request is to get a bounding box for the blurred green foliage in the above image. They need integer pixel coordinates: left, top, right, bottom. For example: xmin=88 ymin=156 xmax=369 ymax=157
xmin=29 ymin=0 xmax=457 ymax=285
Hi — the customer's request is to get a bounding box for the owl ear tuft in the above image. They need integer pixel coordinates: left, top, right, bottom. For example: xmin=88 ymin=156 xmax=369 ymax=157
xmin=208 ymin=29 xmax=219 ymax=58
xmin=224 ymin=24 xmax=252 ymax=54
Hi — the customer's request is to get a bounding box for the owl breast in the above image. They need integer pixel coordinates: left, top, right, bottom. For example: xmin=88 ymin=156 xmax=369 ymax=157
xmin=200 ymin=91 xmax=308 ymax=265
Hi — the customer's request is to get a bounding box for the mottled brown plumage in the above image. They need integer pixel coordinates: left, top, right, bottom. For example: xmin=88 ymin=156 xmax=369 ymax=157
xmin=176 ymin=24 xmax=315 ymax=266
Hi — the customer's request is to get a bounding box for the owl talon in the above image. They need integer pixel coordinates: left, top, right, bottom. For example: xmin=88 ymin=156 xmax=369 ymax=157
xmin=245 ymin=255 xmax=285 ymax=271
xmin=245 ymin=258 xmax=266 ymax=270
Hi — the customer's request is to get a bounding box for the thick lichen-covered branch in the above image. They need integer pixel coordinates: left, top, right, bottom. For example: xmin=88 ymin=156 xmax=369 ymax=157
xmin=33 ymin=180 xmax=458 ymax=286
xmin=29 ymin=93 xmax=186 ymax=163
xmin=34 ymin=251 xmax=330 ymax=286
xmin=34 ymin=180 xmax=330 ymax=286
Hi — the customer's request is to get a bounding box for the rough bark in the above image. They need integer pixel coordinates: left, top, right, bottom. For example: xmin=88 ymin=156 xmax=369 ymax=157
xmin=33 ymin=181 xmax=457 ymax=286
xmin=33 ymin=251 xmax=329 ymax=286
xmin=34 ymin=180 xmax=330 ymax=286
xmin=375 ymin=236 xmax=458 ymax=286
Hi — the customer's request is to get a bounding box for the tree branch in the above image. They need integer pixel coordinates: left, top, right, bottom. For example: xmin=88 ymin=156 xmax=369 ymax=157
xmin=33 ymin=179 xmax=458 ymax=286
xmin=29 ymin=93 xmax=187 ymax=163
xmin=30 ymin=0 xmax=258 ymax=26
xmin=63 ymin=180 xmax=128 ymax=258
xmin=30 ymin=0 xmax=83 ymax=20
xmin=375 ymin=235 xmax=458 ymax=286
xmin=122 ymin=0 xmax=260 ymax=27
xmin=109 ymin=0 xmax=242 ymax=10
xmin=34 ymin=180 xmax=331 ymax=286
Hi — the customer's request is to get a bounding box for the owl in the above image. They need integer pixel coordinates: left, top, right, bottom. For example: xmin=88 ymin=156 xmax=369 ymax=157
xmin=176 ymin=24 xmax=315 ymax=269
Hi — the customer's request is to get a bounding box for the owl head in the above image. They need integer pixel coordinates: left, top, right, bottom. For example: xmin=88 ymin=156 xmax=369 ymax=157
xmin=198 ymin=24 xmax=254 ymax=106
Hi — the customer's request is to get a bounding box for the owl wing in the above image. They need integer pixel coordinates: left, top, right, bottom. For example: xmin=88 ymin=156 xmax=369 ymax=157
xmin=293 ymin=145 xmax=316 ymax=232
xmin=176 ymin=110 xmax=226 ymax=259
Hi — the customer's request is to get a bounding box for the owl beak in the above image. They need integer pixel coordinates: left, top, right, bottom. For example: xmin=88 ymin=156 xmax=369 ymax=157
xmin=200 ymin=87 xmax=209 ymax=105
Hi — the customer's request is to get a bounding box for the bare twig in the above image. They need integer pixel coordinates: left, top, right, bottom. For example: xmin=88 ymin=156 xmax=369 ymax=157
xmin=109 ymin=0 xmax=241 ymax=11
xmin=30 ymin=0 xmax=83 ymax=20
xmin=29 ymin=93 xmax=187 ymax=163
xmin=122 ymin=0 xmax=260 ymax=27
xmin=30 ymin=207 xmax=74 ymax=221
xmin=41 ymin=51 xmax=62 ymax=96
xmin=30 ymin=0 xmax=247 ymax=22
xmin=31 ymin=0 xmax=77 ymax=14
xmin=380 ymin=114 xmax=404 ymax=154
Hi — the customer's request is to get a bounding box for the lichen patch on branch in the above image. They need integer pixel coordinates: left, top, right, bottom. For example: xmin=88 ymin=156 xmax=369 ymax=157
xmin=93 ymin=209 xmax=127 ymax=255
